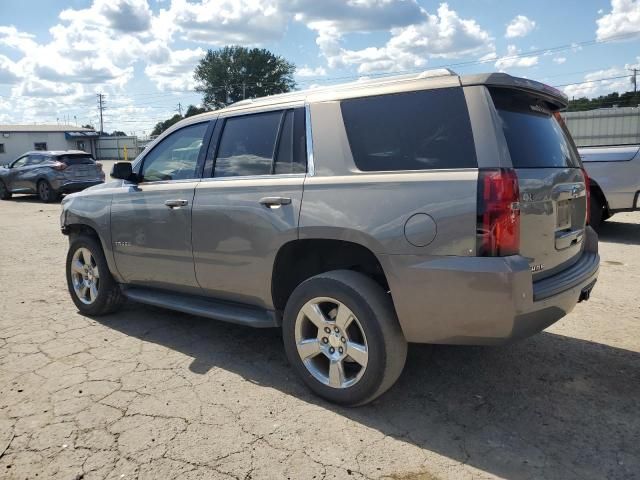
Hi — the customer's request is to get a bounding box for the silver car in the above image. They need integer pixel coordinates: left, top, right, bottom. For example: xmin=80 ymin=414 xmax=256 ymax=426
xmin=60 ymin=70 xmax=599 ymax=405
xmin=0 ymin=150 xmax=105 ymax=202
xmin=579 ymin=145 xmax=640 ymax=228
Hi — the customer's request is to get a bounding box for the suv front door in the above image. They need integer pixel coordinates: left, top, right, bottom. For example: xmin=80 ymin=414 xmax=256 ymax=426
xmin=6 ymin=155 xmax=30 ymax=192
xmin=192 ymin=108 xmax=306 ymax=308
xmin=110 ymin=121 xmax=212 ymax=293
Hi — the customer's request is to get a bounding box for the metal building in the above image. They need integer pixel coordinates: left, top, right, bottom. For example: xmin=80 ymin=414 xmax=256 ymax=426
xmin=0 ymin=125 xmax=99 ymax=164
xmin=562 ymin=107 xmax=640 ymax=147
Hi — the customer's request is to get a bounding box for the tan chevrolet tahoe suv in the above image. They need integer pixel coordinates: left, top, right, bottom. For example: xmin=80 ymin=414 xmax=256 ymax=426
xmin=61 ymin=70 xmax=600 ymax=405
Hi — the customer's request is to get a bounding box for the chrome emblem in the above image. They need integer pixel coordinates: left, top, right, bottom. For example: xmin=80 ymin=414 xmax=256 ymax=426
xmin=530 ymin=264 xmax=545 ymax=273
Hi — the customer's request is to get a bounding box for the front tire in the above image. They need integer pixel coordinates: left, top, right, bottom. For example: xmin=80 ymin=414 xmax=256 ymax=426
xmin=283 ymin=270 xmax=407 ymax=406
xmin=66 ymin=235 xmax=124 ymax=316
xmin=38 ymin=180 xmax=59 ymax=203
xmin=0 ymin=180 xmax=11 ymax=200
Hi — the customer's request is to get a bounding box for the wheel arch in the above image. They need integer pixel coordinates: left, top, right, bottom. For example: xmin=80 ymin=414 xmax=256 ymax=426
xmin=590 ymin=178 xmax=610 ymax=216
xmin=64 ymin=221 xmax=122 ymax=283
xmin=271 ymin=238 xmax=393 ymax=314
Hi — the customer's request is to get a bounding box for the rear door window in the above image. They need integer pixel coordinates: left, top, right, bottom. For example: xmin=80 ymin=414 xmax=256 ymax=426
xmin=490 ymin=88 xmax=580 ymax=169
xmin=58 ymin=154 xmax=95 ymax=165
xmin=340 ymin=88 xmax=477 ymax=171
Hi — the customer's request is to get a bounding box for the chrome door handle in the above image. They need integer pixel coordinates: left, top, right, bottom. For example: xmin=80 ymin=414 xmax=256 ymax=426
xmin=164 ymin=199 xmax=189 ymax=208
xmin=259 ymin=196 xmax=292 ymax=208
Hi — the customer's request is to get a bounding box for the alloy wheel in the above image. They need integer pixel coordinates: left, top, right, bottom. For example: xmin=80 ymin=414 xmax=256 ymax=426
xmin=70 ymin=247 xmax=100 ymax=305
xmin=38 ymin=182 xmax=50 ymax=201
xmin=294 ymin=297 xmax=369 ymax=389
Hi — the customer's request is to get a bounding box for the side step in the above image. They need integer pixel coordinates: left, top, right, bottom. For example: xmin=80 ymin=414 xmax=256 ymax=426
xmin=122 ymin=286 xmax=279 ymax=328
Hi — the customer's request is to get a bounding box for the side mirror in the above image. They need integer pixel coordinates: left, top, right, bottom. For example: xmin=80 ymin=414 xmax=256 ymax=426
xmin=111 ymin=162 xmax=136 ymax=182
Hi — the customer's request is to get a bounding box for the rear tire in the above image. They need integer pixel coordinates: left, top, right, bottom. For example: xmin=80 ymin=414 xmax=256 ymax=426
xmin=0 ymin=180 xmax=11 ymax=200
xmin=283 ymin=270 xmax=407 ymax=406
xmin=66 ymin=235 xmax=124 ymax=316
xmin=590 ymin=194 xmax=604 ymax=230
xmin=38 ymin=180 xmax=59 ymax=203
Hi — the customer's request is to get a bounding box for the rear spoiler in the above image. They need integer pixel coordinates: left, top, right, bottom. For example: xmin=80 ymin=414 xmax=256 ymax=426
xmin=460 ymin=73 xmax=569 ymax=111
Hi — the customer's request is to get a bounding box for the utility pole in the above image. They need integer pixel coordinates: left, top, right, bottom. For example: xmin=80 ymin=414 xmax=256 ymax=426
xmin=176 ymin=102 xmax=183 ymax=116
xmin=97 ymin=93 xmax=106 ymax=134
xmin=630 ymin=68 xmax=638 ymax=93
xmin=242 ymin=82 xmax=246 ymax=100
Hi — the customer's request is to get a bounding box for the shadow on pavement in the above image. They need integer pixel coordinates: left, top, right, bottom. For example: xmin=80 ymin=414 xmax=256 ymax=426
xmin=90 ymin=305 xmax=640 ymax=479
xmin=598 ymin=219 xmax=640 ymax=245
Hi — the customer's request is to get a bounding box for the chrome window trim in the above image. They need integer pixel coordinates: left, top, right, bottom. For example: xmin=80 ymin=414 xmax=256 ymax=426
xmin=199 ymin=173 xmax=306 ymax=183
xmin=304 ymin=102 xmax=315 ymax=176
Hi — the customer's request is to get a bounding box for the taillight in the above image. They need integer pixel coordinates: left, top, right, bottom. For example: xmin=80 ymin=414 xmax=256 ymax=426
xmin=52 ymin=161 xmax=67 ymax=171
xmin=582 ymin=168 xmax=591 ymax=225
xmin=96 ymin=162 xmax=103 ymax=171
xmin=477 ymin=168 xmax=520 ymax=256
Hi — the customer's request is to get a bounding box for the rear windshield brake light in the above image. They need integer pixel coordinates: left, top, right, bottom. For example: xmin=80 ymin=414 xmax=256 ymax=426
xmin=477 ymin=168 xmax=520 ymax=257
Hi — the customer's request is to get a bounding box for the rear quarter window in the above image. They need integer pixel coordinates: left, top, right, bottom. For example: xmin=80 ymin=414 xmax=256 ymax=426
xmin=340 ymin=88 xmax=477 ymax=171
xmin=490 ymin=88 xmax=581 ymax=169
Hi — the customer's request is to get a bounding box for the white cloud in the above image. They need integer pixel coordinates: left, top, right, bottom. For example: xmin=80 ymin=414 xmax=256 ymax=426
xmin=145 ymin=47 xmax=205 ymax=91
xmin=288 ymin=0 xmax=422 ymax=33
xmin=59 ymin=0 xmax=153 ymax=33
xmin=306 ymin=3 xmax=493 ymax=74
xmin=563 ymin=60 xmax=639 ymax=98
xmin=553 ymin=56 xmax=567 ymax=64
xmin=296 ymin=65 xmax=327 ymax=77
xmin=596 ymin=0 xmax=640 ymax=40
xmin=495 ymin=45 xmax=539 ymax=70
xmin=0 ymin=55 xmax=21 ymax=84
xmin=505 ymin=15 xmax=536 ymax=38
xmin=167 ymin=0 xmax=287 ymax=45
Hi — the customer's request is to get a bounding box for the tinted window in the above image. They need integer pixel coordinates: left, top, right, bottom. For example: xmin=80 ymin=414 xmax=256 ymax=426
xmin=26 ymin=154 xmax=45 ymax=166
xmin=142 ymin=122 xmax=208 ymax=182
xmin=490 ymin=88 xmax=580 ymax=168
xmin=273 ymin=109 xmax=307 ymax=174
xmin=340 ymin=88 xmax=477 ymax=171
xmin=58 ymin=154 xmax=95 ymax=165
xmin=215 ymin=111 xmax=281 ymax=177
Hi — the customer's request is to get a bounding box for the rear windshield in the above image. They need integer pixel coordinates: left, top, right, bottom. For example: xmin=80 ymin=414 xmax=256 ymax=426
xmin=490 ymin=88 xmax=580 ymax=169
xmin=57 ymin=154 xmax=95 ymax=165
xmin=340 ymin=88 xmax=477 ymax=171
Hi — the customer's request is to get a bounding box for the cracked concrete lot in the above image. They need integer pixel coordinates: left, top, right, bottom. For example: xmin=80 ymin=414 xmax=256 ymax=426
xmin=1 ymin=196 xmax=639 ymax=480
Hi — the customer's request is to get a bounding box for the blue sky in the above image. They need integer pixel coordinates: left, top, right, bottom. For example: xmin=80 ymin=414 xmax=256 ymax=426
xmin=0 ymin=0 xmax=639 ymax=135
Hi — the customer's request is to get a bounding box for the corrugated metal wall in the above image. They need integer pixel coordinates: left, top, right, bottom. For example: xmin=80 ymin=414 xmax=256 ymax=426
xmin=562 ymin=107 xmax=640 ymax=147
xmin=95 ymin=136 xmax=142 ymax=160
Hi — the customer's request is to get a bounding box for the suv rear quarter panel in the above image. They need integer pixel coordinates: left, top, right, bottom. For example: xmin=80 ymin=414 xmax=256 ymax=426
xmin=299 ymin=100 xmax=478 ymax=257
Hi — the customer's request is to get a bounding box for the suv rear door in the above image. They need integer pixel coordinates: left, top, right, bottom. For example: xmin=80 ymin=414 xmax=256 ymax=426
xmin=192 ymin=107 xmax=306 ymax=308
xmin=489 ymin=87 xmax=587 ymax=280
xmin=110 ymin=121 xmax=213 ymax=294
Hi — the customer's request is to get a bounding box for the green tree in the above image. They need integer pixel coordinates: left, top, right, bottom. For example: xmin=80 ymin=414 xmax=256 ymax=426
xmin=194 ymin=46 xmax=296 ymax=109
xmin=82 ymin=124 xmax=95 ymax=130
xmin=185 ymin=104 xmax=207 ymax=117
xmin=567 ymin=89 xmax=640 ymax=111
xmin=151 ymin=114 xmax=182 ymax=136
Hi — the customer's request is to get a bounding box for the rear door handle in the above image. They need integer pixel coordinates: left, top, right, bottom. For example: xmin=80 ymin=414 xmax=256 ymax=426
xmin=259 ymin=196 xmax=292 ymax=208
xmin=164 ymin=199 xmax=189 ymax=208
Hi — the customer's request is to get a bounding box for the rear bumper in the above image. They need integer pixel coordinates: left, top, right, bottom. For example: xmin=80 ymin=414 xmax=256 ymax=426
xmin=55 ymin=180 xmax=103 ymax=193
xmin=381 ymin=226 xmax=600 ymax=345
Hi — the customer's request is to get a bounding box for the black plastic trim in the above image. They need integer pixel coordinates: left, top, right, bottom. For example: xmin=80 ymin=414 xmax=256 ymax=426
xmin=533 ymin=251 xmax=600 ymax=301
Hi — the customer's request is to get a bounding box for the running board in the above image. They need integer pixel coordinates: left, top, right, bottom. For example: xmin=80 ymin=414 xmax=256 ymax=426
xmin=122 ymin=286 xmax=279 ymax=328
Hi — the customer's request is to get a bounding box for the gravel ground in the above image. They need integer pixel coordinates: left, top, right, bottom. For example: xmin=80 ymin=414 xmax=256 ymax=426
xmin=0 ymin=196 xmax=639 ymax=480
